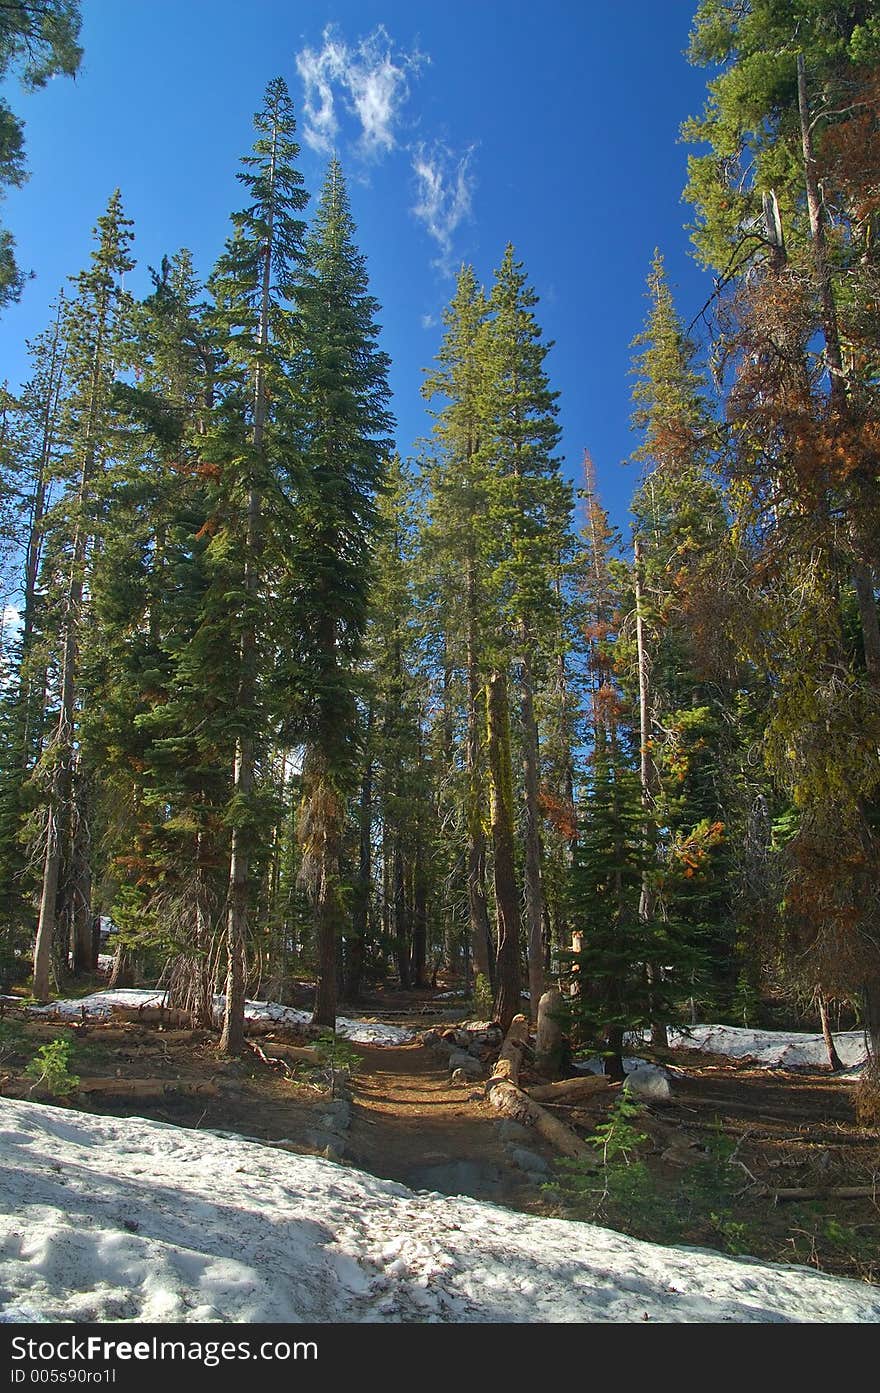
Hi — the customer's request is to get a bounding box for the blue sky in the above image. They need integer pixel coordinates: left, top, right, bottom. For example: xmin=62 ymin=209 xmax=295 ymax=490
xmin=1 ymin=0 xmax=716 ymax=535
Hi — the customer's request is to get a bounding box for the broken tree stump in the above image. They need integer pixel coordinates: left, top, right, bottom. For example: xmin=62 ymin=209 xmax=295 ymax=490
xmin=534 ymin=987 xmax=566 ymax=1079
xmin=486 ymin=1013 xmax=593 ymax=1161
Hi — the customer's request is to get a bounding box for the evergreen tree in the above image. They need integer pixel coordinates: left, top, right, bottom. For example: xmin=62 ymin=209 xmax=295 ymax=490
xmin=289 ymin=158 xmax=393 ymax=1028
xmin=203 ymin=76 xmax=308 ymax=1053
xmin=31 ymin=191 xmax=133 ymax=999
xmin=482 ymin=243 xmax=571 ymax=1019
xmin=626 ymin=252 xmax=733 ymax=1013
xmin=0 ymin=1 xmax=82 ymax=309
xmin=421 ymin=265 xmax=495 ymax=983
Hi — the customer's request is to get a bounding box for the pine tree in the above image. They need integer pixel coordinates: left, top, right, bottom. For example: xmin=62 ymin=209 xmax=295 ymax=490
xmin=289 ymin=158 xmax=393 ymax=1029
xmin=482 ymin=243 xmax=571 ymax=1019
xmin=422 ymin=265 xmax=495 ymax=983
xmin=31 ymin=191 xmax=133 ymax=1000
xmin=626 ymin=252 xmax=731 ymax=1024
xmin=203 ymin=77 xmax=308 ymax=1053
xmin=0 ymin=297 xmax=69 ymax=973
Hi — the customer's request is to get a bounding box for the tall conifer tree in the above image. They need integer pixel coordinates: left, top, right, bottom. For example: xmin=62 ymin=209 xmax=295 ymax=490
xmin=290 ymin=159 xmax=393 ymax=1029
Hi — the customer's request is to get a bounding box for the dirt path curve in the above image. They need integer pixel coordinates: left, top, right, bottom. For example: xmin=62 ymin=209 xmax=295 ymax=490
xmin=346 ymin=1040 xmax=556 ymax=1212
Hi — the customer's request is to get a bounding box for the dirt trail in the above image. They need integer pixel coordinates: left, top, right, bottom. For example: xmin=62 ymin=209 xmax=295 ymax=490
xmin=347 ymin=1040 xmax=556 ymax=1212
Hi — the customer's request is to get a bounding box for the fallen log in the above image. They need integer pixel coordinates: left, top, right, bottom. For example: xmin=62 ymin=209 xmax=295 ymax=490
xmin=528 ymin=1075 xmax=612 ymax=1104
xmin=260 ymin=1043 xmax=320 ymax=1065
xmin=73 ymin=1077 xmax=220 ymax=1099
xmin=770 ymin=1185 xmax=878 ymax=1202
xmin=111 ymin=1005 xmax=192 ymax=1029
xmin=486 ymin=1014 xmax=594 ymax=1161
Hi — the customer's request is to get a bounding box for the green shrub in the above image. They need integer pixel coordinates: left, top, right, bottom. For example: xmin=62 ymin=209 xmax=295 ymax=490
xmin=25 ymin=1038 xmax=80 ymax=1097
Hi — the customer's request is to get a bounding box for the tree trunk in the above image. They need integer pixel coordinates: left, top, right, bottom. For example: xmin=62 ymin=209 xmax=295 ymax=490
xmin=535 ymin=986 xmax=565 ymax=1078
xmin=634 ymin=537 xmax=667 ymax=1047
xmin=862 ymin=979 xmax=880 ymax=1066
xmin=816 ymin=989 xmax=843 ymax=1073
xmin=346 ymin=707 xmax=372 ymax=1003
xmin=519 ymin=635 xmax=546 ymax=1020
xmin=411 ymin=816 xmax=428 ymax=988
xmin=392 ymin=839 xmax=411 ymax=989
xmin=486 ymin=666 xmax=521 ymax=1034
xmin=466 ymin=558 xmax=493 ymax=983
xmin=220 ymin=118 xmax=278 ymax=1056
xmin=311 ymin=795 xmax=343 ymax=1029
xmin=70 ymin=768 xmax=94 ymax=974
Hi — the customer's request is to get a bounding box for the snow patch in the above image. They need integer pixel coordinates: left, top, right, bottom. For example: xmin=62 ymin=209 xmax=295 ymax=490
xmin=0 ymin=1099 xmax=877 ymax=1324
xmin=30 ymin=990 xmax=413 ymax=1046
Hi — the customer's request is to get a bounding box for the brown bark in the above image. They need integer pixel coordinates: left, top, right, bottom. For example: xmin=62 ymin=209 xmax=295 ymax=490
xmin=816 ymin=990 xmax=844 ymax=1072
xmin=519 ymin=636 xmax=546 ymax=1019
xmin=346 ymin=707 xmax=372 ymax=1003
xmin=466 ymin=558 xmax=493 ymax=982
xmin=486 ymin=667 xmax=521 ymax=1034
xmin=534 ymin=987 xmax=565 ymax=1078
xmin=528 ymin=1074 xmax=612 ymax=1104
xmin=634 ymin=537 xmax=667 ymax=1048
xmin=486 ymin=1014 xmax=593 ymax=1159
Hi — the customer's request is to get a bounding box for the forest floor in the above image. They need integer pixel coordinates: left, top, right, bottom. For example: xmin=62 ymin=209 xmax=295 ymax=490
xmin=1 ymin=984 xmax=878 ymax=1287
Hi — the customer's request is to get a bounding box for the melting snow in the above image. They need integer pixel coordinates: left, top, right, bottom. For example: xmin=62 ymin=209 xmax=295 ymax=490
xmin=664 ymin=1024 xmax=867 ymax=1071
xmin=0 ymin=1099 xmax=877 ymax=1324
xmin=30 ymin=990 xmax=413 ymax=1046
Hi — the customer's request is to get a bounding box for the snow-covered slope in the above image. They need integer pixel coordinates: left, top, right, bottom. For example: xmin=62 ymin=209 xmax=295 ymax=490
xmin=31 ymin=989 xmax=413 ymax=1045
xmin=0 ymin=1099 xmax=877 ymax=1324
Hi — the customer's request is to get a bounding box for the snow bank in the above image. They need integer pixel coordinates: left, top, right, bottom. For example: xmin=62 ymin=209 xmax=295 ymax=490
xmin=0 ymin=1099 xmax=877 ymax=1324
xmin=31 ymin=990 xmax=413 ymax=1046
xmin=665 ymin=1024 xmax=867 ymax=1071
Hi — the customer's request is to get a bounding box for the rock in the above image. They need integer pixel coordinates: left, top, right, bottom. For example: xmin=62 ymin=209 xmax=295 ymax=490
xmin=624 ymin=1064 xmax=672 ymax=1102
xmin=508 ymin=1147 xmax=553 ymax=1177
xmin=497 ymin=1119 xmax=532 ymax=1145
xmin=448 ymin=1051 xmax=483 ymax=1079
xmin=451 ymin=1068 xmax=474 ymax=1086
xmin=317 ymin=1100 xmax=351 ymax=1132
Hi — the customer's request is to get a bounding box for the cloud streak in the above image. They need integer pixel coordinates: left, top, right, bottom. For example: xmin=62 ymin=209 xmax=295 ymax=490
xmin=411 ymin=142 xmax=475 ymax=271
xmin=295 ymin=25 xmax=424 ymax=157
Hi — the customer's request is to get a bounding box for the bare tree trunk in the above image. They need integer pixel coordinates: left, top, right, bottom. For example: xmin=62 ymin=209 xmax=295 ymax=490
xmin=816 ymin=989 xmax=843 ymax=1072
xmin=486 ymin=667 xmax=521 ymax=1033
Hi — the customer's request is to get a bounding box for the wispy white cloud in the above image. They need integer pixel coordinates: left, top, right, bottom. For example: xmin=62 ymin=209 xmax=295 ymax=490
xmin=411 ymin=142 xmax=475 ymax=271
xmin=295 ymin=25 xmax=424 ymax=157
xmin=420 ymin=312 xmax=439 ymax=330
